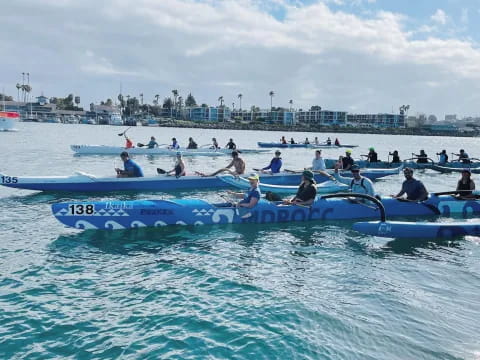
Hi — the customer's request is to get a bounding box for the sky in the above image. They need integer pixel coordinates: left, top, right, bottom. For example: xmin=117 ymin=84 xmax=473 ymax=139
xmin=1 ymin=0 xmax=480 ymax=119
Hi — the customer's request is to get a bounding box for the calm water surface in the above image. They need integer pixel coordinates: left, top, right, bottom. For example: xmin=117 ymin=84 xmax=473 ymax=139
xmin=1 ymin=123 xmax=479 ymax=359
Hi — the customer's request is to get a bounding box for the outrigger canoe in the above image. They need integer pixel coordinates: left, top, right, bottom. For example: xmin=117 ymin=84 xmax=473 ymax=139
xmin=429 ymin=164 xmax=480 ymax=174
xmin=71 ymin=145 xmax=268 ymax=156
xmin=324 ymin=159 xmax=480 ymax=169
xmin=217 ymin=175 xmax=349 ymax=194
xmin=353 ymin=220 xmax=480 ymax=238
xmin=52 ymin=195 xmax=480 ymax=230
xmin=258 ymin=142 xmax=358 ymax=149
xmin=0 ymin=168 xmax=398 ymax=193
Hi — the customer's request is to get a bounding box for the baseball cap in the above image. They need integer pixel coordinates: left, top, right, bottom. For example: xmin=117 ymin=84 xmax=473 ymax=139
xmin=345 ymin=149 xmax=352 ymax=154
xmin=350 ymin=164 xmax=360 ymax=171
xmin=275 ymin=150 xmax=281 ymax=155
xmin=247 ymin=173 xmax=260 ymax=180
xmin=176 ymin=151 xmax=182 ymax=156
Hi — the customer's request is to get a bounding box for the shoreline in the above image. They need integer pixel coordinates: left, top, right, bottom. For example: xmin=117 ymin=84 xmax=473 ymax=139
xmin=152 ymin=120 xmax=477 ymax=138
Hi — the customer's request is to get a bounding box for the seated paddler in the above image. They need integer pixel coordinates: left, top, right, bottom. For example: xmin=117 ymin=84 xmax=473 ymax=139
xmin=283 ymin=170 xmax=317 ymax=206
xmin=333 ymin=164 xmax=375 ymax=196
xmin=115 ymin=151 xmax=144 ymax=178
xmin=228 ymin=173 xmax=261 ymax=209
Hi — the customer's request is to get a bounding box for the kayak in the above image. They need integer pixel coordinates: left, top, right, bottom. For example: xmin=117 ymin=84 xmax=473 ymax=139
xmin=353 ymin=220 xmax=480 ymax=238
xmin=71 ymin=145 xmax=269 ymax=156
xmin=258 ymin=142 xmax=358 ymax=149
xmin=52 ymin=195 xmax=480 ymax=230
xmin=217 ymin=174 xmax=349 ymax=194
xmin=430 ymin=164 xmax=480 ymax=174
xmin=323 ymin=159 xmax=480 ymax=170
xmin=0 ymin=168 xmax=396 ymax=192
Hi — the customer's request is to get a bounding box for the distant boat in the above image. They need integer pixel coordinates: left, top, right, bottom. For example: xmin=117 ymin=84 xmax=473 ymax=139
xmin=109 ymin=112 xmax=123 ymax=126
xmin=0 ymin=111 xmax=20 ymax=131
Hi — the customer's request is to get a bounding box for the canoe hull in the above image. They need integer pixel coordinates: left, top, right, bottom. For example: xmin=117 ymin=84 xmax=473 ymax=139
xmin=353 ymin=220 xmax=480 ymax=238
xmin=52 ymin=195 xmax=480 ymax=230
xmin=71 ymin=145 xmax=268 ymax=156
xmin=258 ymin=142 xmax=357 ymax=149
xmin=1 ymin=169 xmax=396 ymax=192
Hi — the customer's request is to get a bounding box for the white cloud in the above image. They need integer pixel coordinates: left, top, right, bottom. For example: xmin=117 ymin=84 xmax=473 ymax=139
xmin=431 ymin=9 xmax=448 ymax=25
xmin=1 ymin=0 xmax=480 ymax=117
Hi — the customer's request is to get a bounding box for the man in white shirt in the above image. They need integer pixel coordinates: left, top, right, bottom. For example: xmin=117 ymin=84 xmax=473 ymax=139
xmin=311 ymin=150 xmax=326 ymax=171
xmin=333 ymin=164 xmax=375 ymax=196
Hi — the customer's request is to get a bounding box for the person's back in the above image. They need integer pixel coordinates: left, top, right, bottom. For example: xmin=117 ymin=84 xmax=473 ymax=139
xmin=226 ymin=140 xmax=236 ymax=150
xmin=369 ymin=151 xmax=378 ymax=162
xmin=416 ymin=151 xmax=428 ymax=163
xmin=124 ymin=159 xmax=144 ymax=177
xmin=312 ymin=155 xmax=326 ymax=171
xmin=125 ymin=137 xmax=133 ymax=149
xmin=295 ymin=181 xmax=317 ymax=202
xmin=187 ymin=138 xmax=198 ymax=149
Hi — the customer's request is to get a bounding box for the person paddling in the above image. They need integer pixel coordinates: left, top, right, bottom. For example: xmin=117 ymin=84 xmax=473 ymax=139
xmin=456 ymin=168 xmax=475 ymax=199
xmin=166 ymin=152 xmax=186 ymax=178
xmin=115 ymin=151 xmax=144 ymax=178
xmin=362 ymin=147 xmax=378 ymax=162
xmin=196 ymin=150 xmax=245 ymax=177
xmin=169 ymin=138 xmax=180 ymax=150
xmin=260 ymin=150 xmax=282 ymax=174
xmin=389 ymin=150 xmax=400 ymax=163
xmin=342 ymin=149 xmax=354 ymax=170
xmin=414 ymin=150 xmax=429 ymax=164
xmin=283 ymin=170 xmax=317 ymax=206
xmin=454 ymin=149 xmax=470 ymax=164
xmin=392 ymin=167 xmax=428 ymax=201
xmin=211 ymin=137 xmax=219 ymax=149
xmin=226 ymin=138 xmax=236 ymax=150
xmin=187 ymin=137 xmax=198 ymax=149
xmin=228 ymin=173 xmax=261 ymax=209
xmin=334 ymin=164 xmax=375 ymax=196
xmin=334 ymin=138 xmax=340 ymax=146
xmin=124 ymin=135 xmax=133 ymax=149
xmin=326 ymin=137 xmax=332 ymax=145
xmin=146 ymin=136 xmax=158 ymax=149
xmin=290 ymin=137 xmax=296 ymax=144
xmin=436 ymin=150 xmax=448 ymax=164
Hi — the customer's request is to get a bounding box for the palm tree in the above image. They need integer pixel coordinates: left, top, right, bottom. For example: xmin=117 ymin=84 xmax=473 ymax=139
xmin=218 ymin=96 xmax=224 ymax=107
xmin=289 ymin=99 xmax=293 ymax=111
xmin=155 ymin=94 xmax=160 ymax=105
xmin=269 ymin=91 xmax=275 ymax=110
xmin=172 ymin=89 xmax=178 ymax=109
xmin=16 ymin=83 xmax=21 ymax=102
xmin=237 ymin=93 xmax=243 ymax=110
xmin=139 ymin=93 xmax=144 ymax=105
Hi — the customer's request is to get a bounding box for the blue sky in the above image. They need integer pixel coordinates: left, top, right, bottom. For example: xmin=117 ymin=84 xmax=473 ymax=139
xmin=1 ymin=0 xmax=480 ymax=118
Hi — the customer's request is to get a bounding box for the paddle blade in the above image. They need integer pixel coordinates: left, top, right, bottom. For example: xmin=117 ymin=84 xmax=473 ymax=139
xmin=157 ymin=168 xmax=166 ymax=174
xmin=137 ymin=143 xmax=145 ymax=147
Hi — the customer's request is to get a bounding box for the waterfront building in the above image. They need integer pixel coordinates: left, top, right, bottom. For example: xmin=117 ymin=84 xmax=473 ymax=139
xmin=296 ymin=110 xmax=347 ymax=126
xmin=187 ymin=106 xmax=231 ymax=122
xmin=347 ymin=113 xmax=405 ymax=128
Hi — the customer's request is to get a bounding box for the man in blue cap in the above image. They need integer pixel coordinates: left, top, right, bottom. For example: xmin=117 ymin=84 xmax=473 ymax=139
xmin=333 ymin=163 xmax=375 ymax=196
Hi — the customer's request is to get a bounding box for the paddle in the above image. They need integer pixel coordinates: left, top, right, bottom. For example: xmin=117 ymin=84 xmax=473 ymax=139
xmin=433 ymin=190 xmax=480 ymax=196
xmin=157 ymin=168 xmax=167 ymax=174
xmin=118 ymin=127 xmax=131 ymax=136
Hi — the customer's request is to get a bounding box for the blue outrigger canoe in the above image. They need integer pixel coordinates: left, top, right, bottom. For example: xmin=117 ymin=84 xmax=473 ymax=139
xmin=0 ymin=167 xmax=399 ymax=193
xmin=52 ymin=195 xmax=480 ymax=230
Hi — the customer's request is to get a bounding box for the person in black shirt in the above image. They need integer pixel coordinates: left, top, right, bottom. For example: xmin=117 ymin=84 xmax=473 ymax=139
xmin=414 ymin=150 xmax=429 ymax=164
xmin=226 ymin=138 xmax=236 ymax=150
xmin=187 ymin=137 xmax=198 ymax=149
xmin=389 ymin=150 xmax=400 ymax=163
xmin=456 ymin=169 xmax=475 ymax=199
xmin=342 ymin=149 xmax=354 ymax=170
xmin=283 ymin=170 xmax=317 ymax=206
xmin=363 ymin=147 xmax=378 ymax=162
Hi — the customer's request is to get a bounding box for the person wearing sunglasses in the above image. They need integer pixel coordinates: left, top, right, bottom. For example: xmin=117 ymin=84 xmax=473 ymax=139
xmin=333 ymin=163 xmax=374 ymax=196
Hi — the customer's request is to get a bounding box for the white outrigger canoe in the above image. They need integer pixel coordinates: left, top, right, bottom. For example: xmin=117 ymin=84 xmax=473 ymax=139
xmin=70 ymin=145 xmax=269 ymax=156
xmin=218 ymin=174 xmax=349 ymax=194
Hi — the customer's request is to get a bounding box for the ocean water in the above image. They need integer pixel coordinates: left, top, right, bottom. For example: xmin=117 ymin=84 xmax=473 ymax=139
xmin=1 ymin=123 xmax=480 ymax=359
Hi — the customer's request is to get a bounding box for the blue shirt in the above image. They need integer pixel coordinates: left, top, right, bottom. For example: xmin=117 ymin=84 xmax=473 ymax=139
xmin=401 ymin=178 xmax=427 ymax=201
xmin=171 ymin=141 xmax=180 ymax=149
xmin=124 ymin=159 xmax=144 ymax=177
xmin=262 ymin=157 xmax=282 ymax=173
xmin=239 ymin=186 xmax=261 ymax=205
xmin=147 ymin=140 xmax=158 ymax=149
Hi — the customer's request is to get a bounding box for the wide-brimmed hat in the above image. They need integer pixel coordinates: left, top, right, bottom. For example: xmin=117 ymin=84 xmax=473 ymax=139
xmin=247 ymin=173 xmax=259 ymax=180
xmin=302 ymin=170 xmax=314 ymax=181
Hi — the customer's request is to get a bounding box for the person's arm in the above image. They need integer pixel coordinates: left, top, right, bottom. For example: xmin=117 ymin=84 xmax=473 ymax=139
xmin=262 ymin=160 xmax=273 ymax=171
xmin=237 ymin=196 xmax=259 ymax=208
xmin=470 ymin=180 xmax=476 ymax=190
xmin=225 ymin=160 xmax=234 ymax=169
xmin=419 ymin=183 xmax=428 ymax=200
xmin=333 ymin=168 xmax=351 ymax=185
